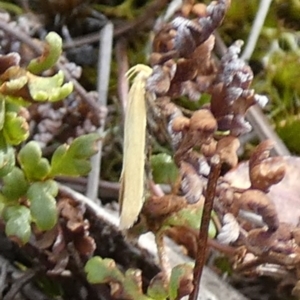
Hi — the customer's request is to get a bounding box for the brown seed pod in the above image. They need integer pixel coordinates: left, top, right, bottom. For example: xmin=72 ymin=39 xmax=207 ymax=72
xmin=143 ymin=195 xmax=186 ymax=218
xmin=250 ymin=157 xmax=286 ymax=192
xmin=189 ymin=109 xmax=217 ymax=133
xmin=249 ymin=139 xmax=274 ymax=170
xmin=171 ymin=116 xmax=190 ymax=132
xmin=191 ymin=3 xmax=208 ymax=17
xmin=216 ymin=135 xmax=240 ymax=170
xmin=201 ymin=139 xmax=217 ymax=157
xmin=248 ymin=140 xmax=286 ymax=191
xmin=181 ymin=0 xmax=194 ymax=17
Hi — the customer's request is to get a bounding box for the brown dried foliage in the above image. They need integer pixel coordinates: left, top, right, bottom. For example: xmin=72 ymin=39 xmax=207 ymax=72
xmin=143 ymin=0 xmax=267 ymax=223
xmin=135 ymin=0 xmax=300 ymax=295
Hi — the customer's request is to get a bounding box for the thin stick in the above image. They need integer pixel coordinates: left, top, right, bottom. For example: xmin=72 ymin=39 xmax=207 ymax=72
xmin=241 ymin=0 xmax=273 ymax=61
xmin=239 ymin=0 xmax=290 ymax=156
xmin=58 ymin=184 xmax=119 ymax=227
xmin=63 ymin=0 xmax=169 ymax=50
xmin=3 ymin=270 xmax=35 ymax=300
xmin=189 ymin=155 xmax=221 ymax=300
xmin=115 ymin=38 xmax=129 ymax=121
xmin=155 ymin=232 xmax=170 ymax=281
xmin=86 ymin=22 xmax=113 ymax=201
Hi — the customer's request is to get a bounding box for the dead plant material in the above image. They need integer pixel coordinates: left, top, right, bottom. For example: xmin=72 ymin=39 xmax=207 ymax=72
xmin=143 ymin=194 xmax=186 ymax=218
xmin=238 ymin=189 xmax=279 ymax=232
xmin=216 ymin=136 xmax=240 ymax=170
xmin=249 ymin=140 xmax=286 ymax=192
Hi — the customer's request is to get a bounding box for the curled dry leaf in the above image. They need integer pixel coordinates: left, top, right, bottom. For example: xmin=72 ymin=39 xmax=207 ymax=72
xmin=216 ymin=135 xmax=240 ymax=170
xmin=250 ymin=157 xmax=286 ymax=192
xmin=173 ymin=109 xmax=217 ymax=165
xmin=189 ymin=109 xmax=217 ymax=134
xmin=166 ymin=226 xmax=198 ymax=257
xmin=248 ymin=140 xmax=286 ymax=192
xmin=201 ymin=139 xmax=217 ymax=158
xmin=249 ymin=139 xmax=274 ymax=170
xmin=246 ymin=228 xmax=277 ymax=256
xmin=238 ymin=189 xmax=279 ymax=232
xmin=171 ymin=115 xmax=190 ymax=132
xmin=225 ymin=156 xmax=300 ymax=226
xmin=57 ymin=197 xmax=95 ymax=256
xmin=191 ymin=3 xmax=208 ymax=17
xmin=0 ymin=52 xmax=20 ymax=74
xmin=143 ymin=195 xmax=186 ymax=218
xmin=33 ymin=225 xmax=58 ymax=249
xmin=58 ymin=197 xmax=86 ymax=232
xmin=148 ymin=0 xmax=229 ymax=102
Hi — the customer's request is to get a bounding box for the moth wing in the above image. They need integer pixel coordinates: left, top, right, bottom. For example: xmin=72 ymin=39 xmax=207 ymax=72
xmin=119 ymin=66 xmax=152 ymax=229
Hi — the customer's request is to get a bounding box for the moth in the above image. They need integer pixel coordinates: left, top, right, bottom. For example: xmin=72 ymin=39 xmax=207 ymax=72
xmin=119 ymin=64 xmax=153 ymax=229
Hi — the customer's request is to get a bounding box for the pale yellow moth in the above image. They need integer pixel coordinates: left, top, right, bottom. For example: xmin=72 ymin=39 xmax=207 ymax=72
xmin=119 ymin=64 xmax=153 ymax=229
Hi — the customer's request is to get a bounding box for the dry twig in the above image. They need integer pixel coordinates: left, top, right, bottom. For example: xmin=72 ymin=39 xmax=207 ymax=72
xmin=86 ymin=22 xmax=113 ymax=201
xmin=189 ymin=155 xmax=222 ymax=300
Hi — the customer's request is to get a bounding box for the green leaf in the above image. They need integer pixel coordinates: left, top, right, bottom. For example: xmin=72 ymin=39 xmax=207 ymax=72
xmin=3 ymin=111 xmax=29 ymax=145
xmin=50 ymin=133 xmax=100 ymax=177
xmin=3 ymin=205 xmax=31 ymax=244
xmin=18 ymin=141 xmax=51 ymax=181
xmin=123 ymin=269 xmax=153 ymax=300
xmin=27 ymin=32 xmax=62 ymax=74
xmin=85 ymin=256 xmax=124 ymax=284
xmin=151 ymin=154 xmax=179 ymax=184
xmin=2 ymin=167 xmax=28 ymax=202
xmin=85 ymin=257 xmax=154 ymax=300
xmin=27 ymin=71 xmax=73 ymax=102
xmin=4 ymin=95 xmax=30 ymax=107
xmin=169 ymin=264 xmax=194 ymax=300
xmin=147 ymin=274 xmax=168 ymax=300
xmin=27 ymin=180 xmax=58 ymax=231
xmin=0 ymin=134 xmax=15 ymax=177
xmin=0 ymin=66 xmax=28 ymax=93
xmin=162 ymin=204 xmax=217 ymax=238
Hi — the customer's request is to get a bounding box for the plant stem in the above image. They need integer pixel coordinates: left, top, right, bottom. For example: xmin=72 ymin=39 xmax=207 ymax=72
xmin=241 ymin=0 xmax=273 ymax=61
xmin=86 ymin=22 xmax=113 ymax=201
xmin=155 ymin=232 xmax=170 ymax=282
xmin=115 ymin=38 xmax=129 ymax=122
xmin=63 ymin=0 xmax=169 ymax=49
xmin=189 ymin=154 xmax=221 ymax=300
